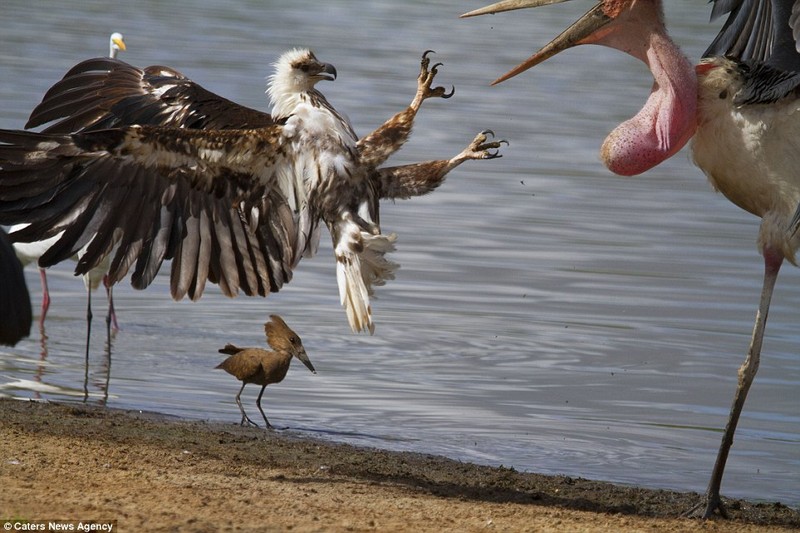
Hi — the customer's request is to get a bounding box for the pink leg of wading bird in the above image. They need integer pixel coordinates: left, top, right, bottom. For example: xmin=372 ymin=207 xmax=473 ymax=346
xmin=37 ymin=267 xmax=50 ymax=328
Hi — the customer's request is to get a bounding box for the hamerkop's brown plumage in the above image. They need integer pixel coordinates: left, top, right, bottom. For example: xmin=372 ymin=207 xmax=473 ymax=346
xmin=216 ymin=315 xmax=316 ymax=429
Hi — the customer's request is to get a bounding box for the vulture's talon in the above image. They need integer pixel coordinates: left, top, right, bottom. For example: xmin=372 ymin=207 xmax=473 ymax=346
xmin=485 ymin=148 xmax=503 ymax=159
xmin=413 ymin=51 xmax=454 ymax=108
xmin=459 ymin=131 xmax=508 ymax=161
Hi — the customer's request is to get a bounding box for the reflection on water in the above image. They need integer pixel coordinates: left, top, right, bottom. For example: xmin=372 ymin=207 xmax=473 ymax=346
xmin=0 ymin=320 xmax=114 ymax=404
xmin=0 ymin=0 xmax=798 ymax=506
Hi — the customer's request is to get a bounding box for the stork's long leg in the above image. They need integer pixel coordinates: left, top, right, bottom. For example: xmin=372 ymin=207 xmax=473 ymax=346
xmin=688 ymin=248 xmax=782 ymax=519
xmin=255 ymin=384 xmax=274 ymax=429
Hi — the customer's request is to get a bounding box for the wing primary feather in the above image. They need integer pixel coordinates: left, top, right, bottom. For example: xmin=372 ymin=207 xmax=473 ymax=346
xmin=192 ymin=202 xmax=213 ymax=300
xmin=105 ymin=165 xmax=152 ymax=282
xmin=131 ymin=202 xmax=174 ymax=289
xmin=172 ymin=186 xmax=200 ymax=300
xmin=229 ymin=205 xmax=259 ymax=296
xmin=212 ymin=201 xmax=240 ymax=297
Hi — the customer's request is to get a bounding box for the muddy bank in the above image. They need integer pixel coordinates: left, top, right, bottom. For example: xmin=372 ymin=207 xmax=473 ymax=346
xmin=0 ymin=399 xmax=797 ymax=531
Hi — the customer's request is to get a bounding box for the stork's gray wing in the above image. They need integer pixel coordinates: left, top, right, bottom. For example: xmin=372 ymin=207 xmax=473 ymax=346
xmin=25 ymin=57 xmax=276 ymax=134
xmin=706 ymin=0 xmax=800 ymax=73
xmin=0 ymin=124 xmax=311 ymax=302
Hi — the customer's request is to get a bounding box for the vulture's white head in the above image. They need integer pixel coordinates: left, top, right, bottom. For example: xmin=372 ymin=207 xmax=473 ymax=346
xmin=267 ymin=48 xmax=337 ymax=118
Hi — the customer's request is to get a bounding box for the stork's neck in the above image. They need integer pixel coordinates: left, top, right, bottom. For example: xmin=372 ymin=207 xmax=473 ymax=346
xmin=595 ymin=5 xmax=698 ymax=175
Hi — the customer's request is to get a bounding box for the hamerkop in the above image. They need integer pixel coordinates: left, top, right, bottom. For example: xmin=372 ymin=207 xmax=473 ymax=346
xmin=216 ymin=315 xmax=316 ymax=429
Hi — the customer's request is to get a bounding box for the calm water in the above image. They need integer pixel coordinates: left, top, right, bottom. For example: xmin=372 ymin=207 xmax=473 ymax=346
xmin=1 ymin=1 xmax=798 ymax=506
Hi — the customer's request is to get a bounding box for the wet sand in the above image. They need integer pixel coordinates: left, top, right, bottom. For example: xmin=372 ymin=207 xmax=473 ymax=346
xmin=0 ymin=399 xmax=797 ymax=532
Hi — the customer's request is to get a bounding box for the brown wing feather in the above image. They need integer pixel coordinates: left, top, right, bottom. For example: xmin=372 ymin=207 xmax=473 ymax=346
xmin=0 ymin=125 xmax=306 ymax=301
xmin=25 ymin=58 xmax=276 ymax=133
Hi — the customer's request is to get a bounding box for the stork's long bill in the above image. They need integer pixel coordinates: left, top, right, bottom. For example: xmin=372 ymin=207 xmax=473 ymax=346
xmin=463 ymin=0 xmax=698 ymax=176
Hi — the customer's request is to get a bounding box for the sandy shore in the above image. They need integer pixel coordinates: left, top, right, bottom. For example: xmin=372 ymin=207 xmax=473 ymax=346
xmin=0 ymin=399 xmax=797 ymax=532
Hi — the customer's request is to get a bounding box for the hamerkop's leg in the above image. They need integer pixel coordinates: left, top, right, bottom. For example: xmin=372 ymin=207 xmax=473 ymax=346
xmin=255 ymin=385 xmax=274 ymax=429
xmin=235 ymin=382 xmax=258 ymax=427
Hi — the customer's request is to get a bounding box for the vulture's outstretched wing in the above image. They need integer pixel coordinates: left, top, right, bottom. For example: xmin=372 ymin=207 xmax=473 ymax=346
xmin=24 ymin=52 xmax=454 ymax=169
xmin=0 ymin=124 xmax=310 ymax=302
xmin=25 ymin=57 xmax=276 ymax=134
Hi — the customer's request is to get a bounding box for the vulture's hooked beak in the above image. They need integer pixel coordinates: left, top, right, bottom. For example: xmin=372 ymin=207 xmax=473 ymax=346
xmin=317 ymin=62 xmax=337 ymax=82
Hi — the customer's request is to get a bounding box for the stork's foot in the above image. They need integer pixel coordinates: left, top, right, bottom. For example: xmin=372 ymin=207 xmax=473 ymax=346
xmin=411 ymin=50 xmax=455 ymax=111
xmin=452 ymin=130 xmax=508 ymax=164
xmin=684 ymin=493 xmax=728 ymax=520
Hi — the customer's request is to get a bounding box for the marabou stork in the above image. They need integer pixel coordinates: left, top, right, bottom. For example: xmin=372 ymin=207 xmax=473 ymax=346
xmin=463 ymin=0 xmax=800 ymax=519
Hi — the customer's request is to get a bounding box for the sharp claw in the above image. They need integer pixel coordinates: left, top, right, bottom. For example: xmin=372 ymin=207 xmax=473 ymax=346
xmin=480 ymin=143 xmax=505 ymax=156
xmin=474 ymin=129 xmax=508 ymax=157
xmin=413 ymin=50 xmax=455 ymax=106
xmin=452 ymin=131 xmax=507 ymax=164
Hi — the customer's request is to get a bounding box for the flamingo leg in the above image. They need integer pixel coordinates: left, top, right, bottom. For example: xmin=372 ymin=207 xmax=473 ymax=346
xmin=691 ymin=248 xmax=782 ymax=518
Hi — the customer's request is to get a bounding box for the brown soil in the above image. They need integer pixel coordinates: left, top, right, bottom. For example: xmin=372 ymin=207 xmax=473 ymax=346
xmin=0 ymin=399 xmax=797 ymax=532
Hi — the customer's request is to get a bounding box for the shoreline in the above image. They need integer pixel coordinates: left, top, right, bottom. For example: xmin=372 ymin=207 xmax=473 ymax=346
xmin=1 ymin=399 xmax=797 ymax=531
